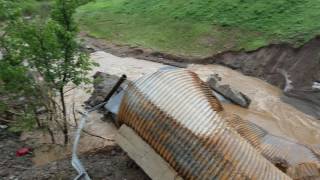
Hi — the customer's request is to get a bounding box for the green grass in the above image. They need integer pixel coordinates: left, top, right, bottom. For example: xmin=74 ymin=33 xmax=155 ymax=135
xmin=76 ymin=0 xmax=320 ymax=57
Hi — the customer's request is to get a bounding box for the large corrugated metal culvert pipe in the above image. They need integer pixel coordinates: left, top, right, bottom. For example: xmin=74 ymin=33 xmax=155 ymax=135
xmin=117 ymin=68 xmax=290 ymax=179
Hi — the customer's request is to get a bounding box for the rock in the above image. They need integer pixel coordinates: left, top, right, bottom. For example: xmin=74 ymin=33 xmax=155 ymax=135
xmin=111 ymin=150 xmax=116 ymax=156
xmin=9 ymin=175 xmax=16 ymax=180
xmin=85 ymin=72 xmax=128 ymax=107
xmin=0 ymin=125 xmax=8 ymax=129
xmin=313 ymin=81 xmax=320 ymax=90
xmin=85 ymin=45 xmax=97 ymax=53
xmin=36 ymin=106 xmax=47 ymax=114
xmin=212 ymin=90 xmax=231 ymax=104
xmin=207 ymin=74 xmax=251 ymax=108
xmin=106 ymin=172 xmax=113 ymax=176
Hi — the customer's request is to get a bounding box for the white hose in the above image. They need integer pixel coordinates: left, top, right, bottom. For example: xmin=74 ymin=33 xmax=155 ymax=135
xmin=72 ymin=102 xmax=108 ymax=180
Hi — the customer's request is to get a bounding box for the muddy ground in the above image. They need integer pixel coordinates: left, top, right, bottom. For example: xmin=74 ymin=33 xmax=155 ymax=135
xmin=0 ymin=128 xmax=149 ymax=180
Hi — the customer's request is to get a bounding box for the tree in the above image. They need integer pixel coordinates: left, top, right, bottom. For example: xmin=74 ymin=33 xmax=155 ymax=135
xmin=0 ymin=0 xmax=96 ymax=145
xmin=18 ymin=0 xmax=97 ymax=144
xmin=0 ymin=0 xmax=42 ymax=134
xmin=0 ymin=0 xmax=20 ymax=21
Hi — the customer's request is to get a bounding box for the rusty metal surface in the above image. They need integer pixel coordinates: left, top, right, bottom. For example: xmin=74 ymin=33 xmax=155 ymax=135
xmin=224 ymin=114 xmax=320 ymax=179
xmin=310 ymin=145 xmax=320 ymax=159
xmin=118 ymin=69 xmax=290 ymax=179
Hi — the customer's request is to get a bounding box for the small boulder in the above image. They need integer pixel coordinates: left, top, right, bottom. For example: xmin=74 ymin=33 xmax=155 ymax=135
xmin=312 ymin=81 xmax=320 ymax=90
xmin=207 ymin=74 xmax=251 ymax=108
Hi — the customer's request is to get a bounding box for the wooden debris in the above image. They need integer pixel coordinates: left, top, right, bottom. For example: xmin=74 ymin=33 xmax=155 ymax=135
xmin=116 ymin=125 xmax=183 ymax=180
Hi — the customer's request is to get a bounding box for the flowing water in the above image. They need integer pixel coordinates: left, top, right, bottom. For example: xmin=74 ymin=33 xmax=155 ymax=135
xmin=188 ymin=64 xmax=320 ymax=144
xmin=29 ymin=50 xmax=320 ymax=166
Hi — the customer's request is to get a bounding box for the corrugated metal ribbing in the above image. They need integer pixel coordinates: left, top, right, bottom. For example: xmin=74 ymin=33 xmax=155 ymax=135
xmin=224 ymin=114 xmax=320 ymax=179
xmin=310 ymin=145 xmax=320 ymax=159
xmin=118 ymin=69 xmax=290 ymax=179
xmin=287 ymin=163 xmax=320 ymax=180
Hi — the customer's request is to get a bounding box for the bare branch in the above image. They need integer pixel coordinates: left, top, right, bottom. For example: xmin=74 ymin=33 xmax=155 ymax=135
xmin=0 ymin=116 xmax=14 ymax=123
xmin=64 ymin=86 xmax=77 ymax=94
xmin=68 ymin=121 xmax=114 ymax=142
xmin=72 ymin=101 xmax=78 ymax=127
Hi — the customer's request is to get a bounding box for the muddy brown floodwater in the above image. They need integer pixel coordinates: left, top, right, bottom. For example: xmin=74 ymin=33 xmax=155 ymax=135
xmin=93 ymin=51 xmax=320 ymax=144
xmin=189 ymin=64 xmax=320 ymax=144
xmin=26 ymin=50 xmax=320 ymax=168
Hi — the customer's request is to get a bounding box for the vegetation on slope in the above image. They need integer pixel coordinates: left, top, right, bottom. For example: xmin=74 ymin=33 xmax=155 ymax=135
xmin=1 ymin=0 xmax=91 ymax=20
xmin=76 ymin=0 xmax=320 ymax=57
xmin=19 ymin=0 xmax=53 ymax=18
xmin=1 ymin=0 xmax=96 ymax=144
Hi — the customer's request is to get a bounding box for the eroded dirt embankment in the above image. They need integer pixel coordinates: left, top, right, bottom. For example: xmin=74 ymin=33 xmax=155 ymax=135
xmin=204 ymin=37 xmax=320 ymax=118
xmin=203 ymin=37 xmax=320 ymax=89
xmin=81 ymin=33 xmax=320 ymax=119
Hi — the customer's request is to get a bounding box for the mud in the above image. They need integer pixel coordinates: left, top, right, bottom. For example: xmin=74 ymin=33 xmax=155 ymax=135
xmin=0 ymin=128 xmax=149 ymax=180
xmin=0 ymin=130 xmax=33 ymax=179
xmin=19 ymin=113 xmax=118 ymax=165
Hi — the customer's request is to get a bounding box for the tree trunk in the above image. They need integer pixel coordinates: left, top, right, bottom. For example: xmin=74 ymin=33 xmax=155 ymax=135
xmin=47 ymin=126 xmax=56 ymax=144
xmin=33 ymin=109 xmax=42 ymax=128
xmin=59 ymin=87 xmax=68 ymax=145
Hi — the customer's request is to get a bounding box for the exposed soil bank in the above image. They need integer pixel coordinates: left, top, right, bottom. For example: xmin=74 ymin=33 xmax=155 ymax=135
xmin=204 ymin=37 xmax=320 ymax=119
xmin=80 ymin=33 xmax=320 ymax=119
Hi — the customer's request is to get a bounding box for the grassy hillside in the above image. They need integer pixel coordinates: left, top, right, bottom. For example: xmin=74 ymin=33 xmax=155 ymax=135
xmin=76 ymin=0 xmax=320 ymax=57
